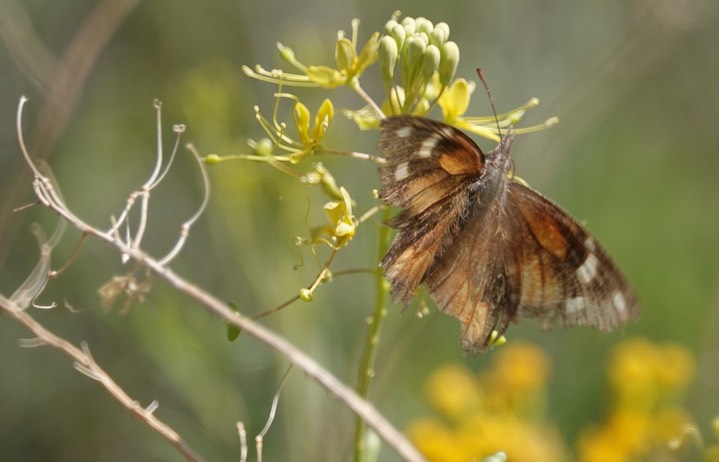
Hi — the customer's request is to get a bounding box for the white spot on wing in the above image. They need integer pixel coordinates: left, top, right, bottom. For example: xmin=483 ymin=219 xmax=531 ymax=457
xmin=395 ymin=126 xmax=412 ymax=138
xmin=439 ymin=126 xmax=454 ymax=138
xmin=565 ymin=296 xmax=586 ymax=314
xmin=585 ymin=237 xmax=596 ymax=252
xmin=576 ymin=253 xmax=599 ymax=284
xmin=418 ymin=133 xmax=441 ymax=158
xmin=394 ymin=162 xmax=410 ymax=181
xmin=613 ymin=292 xmax=627 ymax=315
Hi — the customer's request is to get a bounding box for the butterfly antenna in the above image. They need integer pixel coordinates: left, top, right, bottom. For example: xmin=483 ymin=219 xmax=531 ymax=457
xmin=477 ymin=68 xmax=516 ymax=178
xmin=476 ymin=68 xmax=503 ymax=141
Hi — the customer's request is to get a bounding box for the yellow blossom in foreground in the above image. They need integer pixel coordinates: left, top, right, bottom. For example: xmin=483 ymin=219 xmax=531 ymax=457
xmin=424 ymin=363 xmax=482 ymax=421
xmin=408 ymin=343 xmax=566 ymax=462
xmin=484 ymin=342 xmax=551 ymax=415
xmin=608 ymin=338 xmax=695 ymax=408
xmin=578 ymin=338 xmax=698 ymax=462
xmin=409 ymin=338 xmax=706 ymax=462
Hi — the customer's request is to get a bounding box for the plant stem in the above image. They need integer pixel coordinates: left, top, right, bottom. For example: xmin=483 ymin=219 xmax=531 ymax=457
xmin=353 ymin=208 xmax=392 ymax=462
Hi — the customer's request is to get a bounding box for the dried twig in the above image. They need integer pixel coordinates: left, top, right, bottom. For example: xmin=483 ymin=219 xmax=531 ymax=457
xmin=0 ymin=295 xmax=203 ymax=462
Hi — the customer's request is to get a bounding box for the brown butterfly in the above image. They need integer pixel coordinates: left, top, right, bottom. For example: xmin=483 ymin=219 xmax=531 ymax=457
xmin=378 ymin=116 xmax=640 ymax=352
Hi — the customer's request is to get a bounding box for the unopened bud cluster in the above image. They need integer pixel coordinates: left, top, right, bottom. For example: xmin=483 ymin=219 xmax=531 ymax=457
xmin=379 ymin=15 xmax=459 ymax=113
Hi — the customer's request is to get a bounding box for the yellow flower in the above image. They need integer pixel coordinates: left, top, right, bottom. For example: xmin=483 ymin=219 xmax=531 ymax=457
xmin=438 ymin=78 xmax=473 ymax=123
xmin=578 ymin=338 xmax=699 ymax=462
xmin=409 ymin=343 xmax=565 ymax=462
xmin=578 ymin=425 xmax=630 ymax=462
xmin=424 ymin=363 xmax=482 ymax=421
xmin=320 ymin=186 xmax=356 ymax=248
xmin=607 ymin=408 xmax=652 ymax=454
xmin=290 ymin=99 xmax=334 ymax=163
xmin=490 ymin=342 xmax=550 ymax=395
xmin=652 ymin=407 xmax=694 ymax=447
xmin=608 ymin=338 xmax=695 ymax=410
xmin=655 ymin=343 xmax=695 ymax=391
xmin=406 ymin=419 xmax=466 ymax=462
xmin=484 ymin=342 xmax=551 ymax=415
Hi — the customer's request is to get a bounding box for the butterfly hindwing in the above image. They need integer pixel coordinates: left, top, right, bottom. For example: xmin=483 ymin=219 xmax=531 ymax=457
xmin=505 ymin=182 xmax=640 ymax=332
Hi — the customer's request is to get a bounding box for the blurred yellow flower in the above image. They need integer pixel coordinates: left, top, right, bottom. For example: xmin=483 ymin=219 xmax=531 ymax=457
xmin=578 ymin=338 xmax=699 ymax=462
xmin=484 ymin=342 xmax=551 ymax=416
xmin=655 ymin=343 xmax=695 ymax=391
xmin=407 ymin=419 xmax=467 ymax=462
xmin=578 ymin=425 xmax=630 ymax=462
xmin=408 ymin=338 xmax=707 ymax=462
xmin=408 ymin=343 xmax=566 ymax=462
xmin=424 ymin=363 xmax=482 ymax=421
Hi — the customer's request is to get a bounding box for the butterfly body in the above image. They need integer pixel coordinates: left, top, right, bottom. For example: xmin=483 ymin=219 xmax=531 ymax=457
xmin=378 ymin=116 xmax=639 ymax=352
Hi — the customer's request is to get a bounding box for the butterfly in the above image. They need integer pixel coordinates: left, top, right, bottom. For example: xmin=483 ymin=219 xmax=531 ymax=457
xmin=378 ymin=116 xmax=640 ymax=352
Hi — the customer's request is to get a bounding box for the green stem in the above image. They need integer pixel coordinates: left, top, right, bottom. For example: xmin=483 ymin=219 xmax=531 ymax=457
xmin=353 ymin=208 xmax=392 ymax=462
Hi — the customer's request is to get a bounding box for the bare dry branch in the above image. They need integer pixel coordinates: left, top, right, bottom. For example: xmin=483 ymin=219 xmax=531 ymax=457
xmin=0 ymin=295 xmax=204 ymax=462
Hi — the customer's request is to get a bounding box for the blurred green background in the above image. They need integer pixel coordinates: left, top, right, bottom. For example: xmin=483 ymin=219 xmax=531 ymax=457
xmin=1 ymin=0 xmax=718 ymax=460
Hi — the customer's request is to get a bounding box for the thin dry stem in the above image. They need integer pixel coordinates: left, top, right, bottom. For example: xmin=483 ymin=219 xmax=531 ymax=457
xmin=237 ymin=422 xmax=248 ymax=462
xmin=0 ymin=295 xmax=203 ymax=462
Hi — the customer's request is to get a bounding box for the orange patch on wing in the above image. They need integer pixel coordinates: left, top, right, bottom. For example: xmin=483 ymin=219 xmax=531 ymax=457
xmin=519 ymin=206 xmax=569 ymax=259
xmin=438 ymin=148 xmax=481 ymax=175
xmin=404 ymin=170 xmax=447 ymax=197
xmin=406 ymin=174 xmax=463 ymax=215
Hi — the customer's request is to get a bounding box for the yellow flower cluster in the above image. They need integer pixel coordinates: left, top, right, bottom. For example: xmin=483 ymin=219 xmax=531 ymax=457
xmin=407 ymin=338 xmax=716 ymax=462
xmin=407 ymin=342 xmax=567 ymax=462
xmin=578 ymin=338 xmax=697 ymax=462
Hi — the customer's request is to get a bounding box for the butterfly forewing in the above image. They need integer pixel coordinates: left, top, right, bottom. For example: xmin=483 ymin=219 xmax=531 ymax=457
xmin=378 ymin=115 xmax=640 ymax=352
xmin=379 ymin=117 xmax=486 ymax=304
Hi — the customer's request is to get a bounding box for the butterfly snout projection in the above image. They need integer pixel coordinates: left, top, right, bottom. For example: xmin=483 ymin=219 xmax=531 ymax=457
xmin=378 ymin=116 xmax=639 ymax=352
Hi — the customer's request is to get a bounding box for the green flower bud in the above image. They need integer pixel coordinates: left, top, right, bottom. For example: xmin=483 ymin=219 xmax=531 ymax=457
xmin=416 ymin=32 xmax=429 ymax=47
xmin=404 ymin=36 xmax=426 ymax=68
xmin=384 ymin=19 xmax=398 ymax=35
xmin=421 ymin=44 xmax=441 ymax=84
xmin=508 ymin=109 xmax=526 ymax=125
xmin=277 ymin=42 xmax=306 ymax=72
xmin=385 ymin=85 xmax=405 ymax=111
xmin=389 ymin=24 xmax=406 ymax=51
xmin=429 ymin=26 xmax=447 ymax=47
xmin=401 ymin=36 xmax=426 ymax=91
xmin=299 ymin=288 xmax=313 ymax=302
xmin=415 ymin=17 xmax=433 ymax=35
xmin=379 ymin=35 xmax=398 ymax=82
xmin=204 ymin=154 xmax=221 ymax=165
xmin=253 ymin=138 xmax=274 ymax=156
xmin=439 ymin=41 xmax=460 ymax=86
xmin=434 ymin=22 xmax=450 ymax=42
xmin=401 ymin=17 xmax=416 ymax=36
xmin=277 ymin=43 xmax=295 ymax=63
